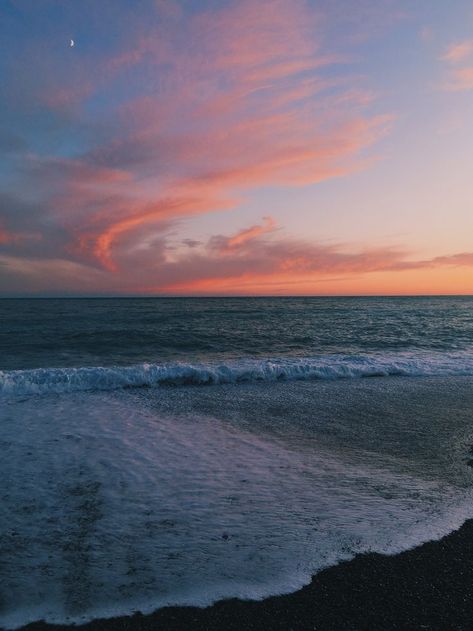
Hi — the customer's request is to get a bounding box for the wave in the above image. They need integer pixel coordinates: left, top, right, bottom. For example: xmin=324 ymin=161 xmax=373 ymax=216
xmin=2 ymin=350 xmax=473 ymax=396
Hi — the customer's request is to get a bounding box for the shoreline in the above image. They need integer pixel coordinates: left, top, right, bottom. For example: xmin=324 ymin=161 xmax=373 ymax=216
xmin=21 ymin=517 xmax=473 ymax=631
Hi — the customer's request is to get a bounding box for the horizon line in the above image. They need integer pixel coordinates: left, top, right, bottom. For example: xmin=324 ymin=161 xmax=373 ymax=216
xmin=1 ymin=293 xmax=472 ymax=299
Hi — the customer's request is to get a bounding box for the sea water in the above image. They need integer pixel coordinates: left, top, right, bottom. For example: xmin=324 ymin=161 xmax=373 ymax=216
xmin=1 ymin=297 xmax=473 ymax=628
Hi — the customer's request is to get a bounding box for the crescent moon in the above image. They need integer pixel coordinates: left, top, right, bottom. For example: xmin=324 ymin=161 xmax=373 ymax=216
xmin=70 ymin=39 xmax=74 ymax=47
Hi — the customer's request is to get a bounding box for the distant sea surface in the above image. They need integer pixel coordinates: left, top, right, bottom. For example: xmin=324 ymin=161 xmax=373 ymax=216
xmin=1 ymin=297 xmax=473 ymax=629
xmin=2 ymin=296 xmax=473 ymax=370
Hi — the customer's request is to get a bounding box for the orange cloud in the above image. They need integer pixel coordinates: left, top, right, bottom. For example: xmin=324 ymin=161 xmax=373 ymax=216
xmin=165 ymin=267 xmax=473 ymax=297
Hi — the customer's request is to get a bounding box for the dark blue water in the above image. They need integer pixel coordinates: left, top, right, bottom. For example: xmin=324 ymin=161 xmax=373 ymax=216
xmin=1 ymin=296 xmax=473 ymax=370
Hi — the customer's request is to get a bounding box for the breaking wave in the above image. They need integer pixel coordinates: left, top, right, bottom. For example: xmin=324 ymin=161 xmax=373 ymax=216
xmin=2 ymin=350 xmax=473 ymax=396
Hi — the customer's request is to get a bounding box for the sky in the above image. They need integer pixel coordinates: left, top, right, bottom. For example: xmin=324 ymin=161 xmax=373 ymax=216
xmin=1 ymin=0 xmax=473 ymax=296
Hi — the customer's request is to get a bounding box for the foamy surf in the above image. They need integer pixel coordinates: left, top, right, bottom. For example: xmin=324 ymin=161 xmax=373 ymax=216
xmin=2 ymin=377 xmax=473 ymax=629
xmin=2 ymin=350 xmax=473 ymax=397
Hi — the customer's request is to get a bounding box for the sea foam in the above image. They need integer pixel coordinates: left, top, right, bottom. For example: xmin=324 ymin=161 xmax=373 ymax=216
xmin=1 ymin=386 xmax=472 ymax=629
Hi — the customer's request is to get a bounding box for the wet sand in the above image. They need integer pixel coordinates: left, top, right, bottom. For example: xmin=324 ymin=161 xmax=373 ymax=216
xmin=23 ymin=518 xmax=473 ymax=630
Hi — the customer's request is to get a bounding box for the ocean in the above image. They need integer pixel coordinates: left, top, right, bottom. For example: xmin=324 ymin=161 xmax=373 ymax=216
xmin=1 ymin=296 xmax=473 ymax=629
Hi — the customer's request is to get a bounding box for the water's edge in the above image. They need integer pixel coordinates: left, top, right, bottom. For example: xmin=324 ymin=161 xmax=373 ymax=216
xmin=16 ymin=516 xmax=473 ymax=631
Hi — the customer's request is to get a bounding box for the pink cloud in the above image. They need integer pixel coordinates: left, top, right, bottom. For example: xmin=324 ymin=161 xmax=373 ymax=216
xmin=441 ymin=40 xmax=473 ymax=63
xmin=427 ymin=252 xmax=473 ymax=267
xmin=440 ymin=40 xmax=473 ymax=91
xmin=80 ymin=108 xmax=388 ymax=269
xmin=116 ymin=220 xmax=473 ymax=294
xmin=216 ymin=217 xmax=278 ymax=253
xmin=55 ymin=0 xmax=390 ymax=271
xmin=444 ymin=66 xmax=473 ymax=91
xmin=1 ymin=0 xmax=393 ymax=285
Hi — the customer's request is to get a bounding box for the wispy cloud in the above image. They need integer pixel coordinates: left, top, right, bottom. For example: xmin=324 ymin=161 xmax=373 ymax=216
xmin=443 ymin=66 xmax=473 ymax=91
xmin=3 ymin=215 xmax=473 ymax=295
xmin=440 ymin=39 xmax=473 ymax=91
xmin=1 ymin=0 xmax=392 ymax=282
xmin=74 ymin=0 xmax=391 ymax=271
xmin=221 ymin=217 xmax=278 ymax=252
xmin=441 ymin=40 xmax=473 ymax=63
xmin=122 ymin=219 xmax=473 ymax=294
